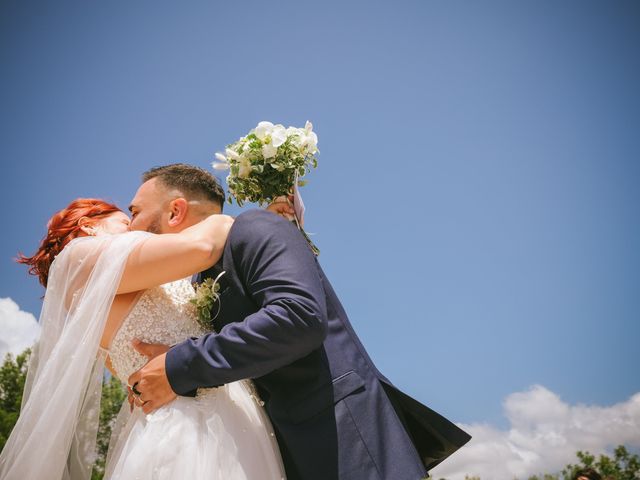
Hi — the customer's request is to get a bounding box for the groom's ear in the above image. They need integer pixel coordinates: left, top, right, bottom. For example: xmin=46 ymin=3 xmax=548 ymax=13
xmin=167 ymin=198 xmax=189 ymax=228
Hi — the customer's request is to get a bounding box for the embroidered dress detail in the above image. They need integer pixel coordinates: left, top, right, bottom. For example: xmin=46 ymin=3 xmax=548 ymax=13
xmin=109 ymin=279 xmax=206 ymax=382
xmin=104 ymin=278 xmax=283 ymax=479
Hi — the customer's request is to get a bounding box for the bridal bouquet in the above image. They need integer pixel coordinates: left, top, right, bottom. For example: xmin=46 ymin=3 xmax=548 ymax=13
xmin=213 ymin=120 xmax=320 ymax=255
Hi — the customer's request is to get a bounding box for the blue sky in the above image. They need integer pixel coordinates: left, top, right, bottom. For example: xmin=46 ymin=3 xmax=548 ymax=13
xmin=1 ymin=1 xmax=639 ymax=475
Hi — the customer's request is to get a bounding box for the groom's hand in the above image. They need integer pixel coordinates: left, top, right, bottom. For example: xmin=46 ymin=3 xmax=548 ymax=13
xmin=266 ymin=195 xmax=300 ymax=225
xmin=127 ymin=339 xmax=176 ymax=414
xmin=132 ymin=338 xmax=170 ymax=359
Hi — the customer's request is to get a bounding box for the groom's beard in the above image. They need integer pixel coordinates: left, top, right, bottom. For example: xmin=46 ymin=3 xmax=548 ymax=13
xmin=146 ymin=213 xmax=163 ymax=234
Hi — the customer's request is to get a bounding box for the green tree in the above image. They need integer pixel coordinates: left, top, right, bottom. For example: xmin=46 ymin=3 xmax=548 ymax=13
xmin=0 ymin=349 xmax=30 ymax=451
xmin=92 ymin=374 xmax=127 ymax=480
xmin=562 ymin=446 xmax=640 ymax=480
xmin=0 ymin=349 xmax=127 ymax=480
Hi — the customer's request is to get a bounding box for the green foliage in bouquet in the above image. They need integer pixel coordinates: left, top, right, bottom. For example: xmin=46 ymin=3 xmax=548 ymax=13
xmin=213 ymin=121 xmax=319 ymax=207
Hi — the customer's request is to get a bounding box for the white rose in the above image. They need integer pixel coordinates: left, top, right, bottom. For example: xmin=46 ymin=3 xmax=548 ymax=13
xmin=254 ymin=121 xmax=274 ymax=140
xmin=262 ymin=143 xmax=277 ymax=159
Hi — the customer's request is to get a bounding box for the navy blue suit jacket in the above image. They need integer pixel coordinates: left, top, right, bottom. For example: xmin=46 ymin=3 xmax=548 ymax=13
xmin=166 ymin=210 xmax=470 ymax=480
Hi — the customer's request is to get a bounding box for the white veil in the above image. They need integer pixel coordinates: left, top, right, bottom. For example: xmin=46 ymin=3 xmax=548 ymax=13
xmin=0 ymin=231 xmax=149 ymax=480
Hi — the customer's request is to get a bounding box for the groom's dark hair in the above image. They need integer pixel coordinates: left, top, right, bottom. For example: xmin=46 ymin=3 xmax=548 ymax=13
xmin=142 ymin=163 xmax=225 ymax=210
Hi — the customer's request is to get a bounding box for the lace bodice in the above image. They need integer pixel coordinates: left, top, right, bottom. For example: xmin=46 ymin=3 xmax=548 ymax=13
xmin=109 ymin=278 xmax=207 ymax=383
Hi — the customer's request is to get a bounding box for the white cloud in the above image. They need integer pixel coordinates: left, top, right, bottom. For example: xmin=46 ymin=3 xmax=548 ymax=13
xmin=0 ymin=297 xmax=40 ymax=360
xmin=431 ymin=385 xmax=640 ymax=480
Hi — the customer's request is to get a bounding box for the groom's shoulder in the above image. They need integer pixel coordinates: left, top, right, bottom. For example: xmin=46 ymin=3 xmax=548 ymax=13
xmin=230 ymin=209 xmax=290 ymax=243
xmin=234 ymin=208 xmax=275 ymax=223
xmin=233 ymin=208 xmax=284 ymax=229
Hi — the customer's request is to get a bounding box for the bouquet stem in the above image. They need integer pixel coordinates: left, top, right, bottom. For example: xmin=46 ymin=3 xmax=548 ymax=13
xmin=292 ymin=213 xmax=320 ymax=257
xmin=278 ymin=195 xmax=320 ymax=256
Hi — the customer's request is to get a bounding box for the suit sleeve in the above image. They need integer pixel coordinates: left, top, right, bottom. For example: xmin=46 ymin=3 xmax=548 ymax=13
xmin=165 ymin=210 xmax=328 ymax=394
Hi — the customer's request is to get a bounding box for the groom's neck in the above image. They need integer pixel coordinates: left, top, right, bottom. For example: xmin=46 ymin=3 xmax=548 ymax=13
xmin=170 ymin=209 xmax=221 ymax=233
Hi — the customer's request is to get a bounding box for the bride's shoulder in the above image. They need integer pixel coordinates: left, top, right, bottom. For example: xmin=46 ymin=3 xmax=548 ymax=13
xmin=48 ymin=232 xmax=153 ymax=293
xmin=54 ymin=236 xmax=101 ymax=264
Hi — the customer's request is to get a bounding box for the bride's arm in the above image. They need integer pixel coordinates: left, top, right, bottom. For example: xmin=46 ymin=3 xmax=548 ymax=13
xmin=116 ymin=214 xmax=234 ymax=294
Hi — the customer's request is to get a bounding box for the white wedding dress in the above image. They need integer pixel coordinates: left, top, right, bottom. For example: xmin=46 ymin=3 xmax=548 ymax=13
xmin=0 ymin=232 xmax=285 ymax=480
xmin=104 ymin=278 xmax=286 ymax=480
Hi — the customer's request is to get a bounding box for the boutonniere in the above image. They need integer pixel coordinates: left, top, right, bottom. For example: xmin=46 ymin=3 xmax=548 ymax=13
xmin=191 ymin=271 xmax=226 ymax=331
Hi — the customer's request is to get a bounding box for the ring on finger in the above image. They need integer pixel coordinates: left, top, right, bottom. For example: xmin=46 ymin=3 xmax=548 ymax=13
xmin=131 ymin=382 xmax=142 ymax=396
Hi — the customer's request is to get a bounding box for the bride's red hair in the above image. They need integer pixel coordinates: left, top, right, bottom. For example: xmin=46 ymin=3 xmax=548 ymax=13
xmin=17 ymin=198 xmax=122 ymax=287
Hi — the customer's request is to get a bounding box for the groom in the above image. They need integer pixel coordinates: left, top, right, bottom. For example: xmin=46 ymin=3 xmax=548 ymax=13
xmin=127 ymin=163 xmax=470 ymax=480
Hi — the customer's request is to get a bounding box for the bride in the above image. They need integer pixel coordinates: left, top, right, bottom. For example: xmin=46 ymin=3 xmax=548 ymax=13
xmin=0 ymin=192 xmax=291 ymax=479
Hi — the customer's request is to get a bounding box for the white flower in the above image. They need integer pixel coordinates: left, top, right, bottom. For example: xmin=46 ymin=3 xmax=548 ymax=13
xmin=300 ymin=131 xmax=318 ymax=154
xmin=286 ymin=127 xmax=304 ymax=147
xmin=215 ymin=152 xmax=227 ymax=162
xmin=225 ymin=148 xmax=240 ymax=160
xmin=254 ymin=121 xmax=274 ymax=140
xmin=262 ymin=143 xmax=277 ymax=159
xmin=271 ymin=125 xmax=287 ymax=147
xmin=238 ymin=157 xmax=252 ymax=178
xmin=300 ymin=121 xmax=317 ymax=153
